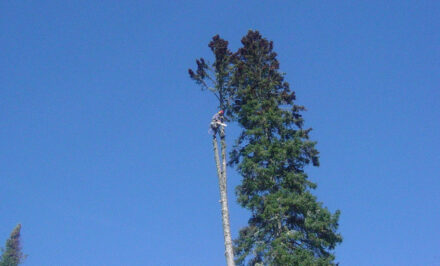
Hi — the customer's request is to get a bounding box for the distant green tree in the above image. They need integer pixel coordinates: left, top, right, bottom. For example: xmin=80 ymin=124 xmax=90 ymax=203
xmin=229 ymin=31 xmax=342 ymax=265
xmin=0 ymin=224 xmax=25 ymax=266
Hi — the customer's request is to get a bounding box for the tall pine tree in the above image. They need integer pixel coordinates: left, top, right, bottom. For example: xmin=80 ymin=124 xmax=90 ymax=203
xmin=230 ymin=31 xmax=342 ymax=265
xmin=0 ymin=224 xmax=25 ymax=266
xmin=189 ymin=35 xmax=236 ymax=266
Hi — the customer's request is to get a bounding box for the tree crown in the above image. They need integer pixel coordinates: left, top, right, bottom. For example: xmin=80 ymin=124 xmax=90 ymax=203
xmin=0 ymin=224 xmax=25 ymax=266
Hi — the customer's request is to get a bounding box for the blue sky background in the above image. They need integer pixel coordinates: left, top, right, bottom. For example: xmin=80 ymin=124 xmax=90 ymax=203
xmin=1 ymin=1 xmax=439 ymax=265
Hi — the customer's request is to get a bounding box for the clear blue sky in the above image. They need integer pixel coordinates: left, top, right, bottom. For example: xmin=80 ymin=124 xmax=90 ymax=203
xmin=1 ymin=1 xmax=439 ymax=265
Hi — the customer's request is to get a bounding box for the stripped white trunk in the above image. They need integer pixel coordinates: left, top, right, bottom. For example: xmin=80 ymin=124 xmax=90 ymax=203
xmin=213 ymin=126 xmax=235 ymax=266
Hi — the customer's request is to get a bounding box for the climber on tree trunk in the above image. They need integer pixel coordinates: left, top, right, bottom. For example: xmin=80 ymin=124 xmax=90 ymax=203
xmin=210 ymin=110 xmax=227 ymax=135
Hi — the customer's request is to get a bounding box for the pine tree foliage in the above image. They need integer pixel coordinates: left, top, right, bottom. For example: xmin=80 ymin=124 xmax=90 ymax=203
xmin=0 ymin=224 xmax=25 ymax=266
xmin=229 ymin=31 xmax=342 ymax=265
xmin=188 ymin=35 xmax=234 ymax=113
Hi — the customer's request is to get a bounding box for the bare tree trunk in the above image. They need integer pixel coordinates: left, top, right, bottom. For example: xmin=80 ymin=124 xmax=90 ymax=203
xmin=213 ymin=127 xmax=235 ymax=266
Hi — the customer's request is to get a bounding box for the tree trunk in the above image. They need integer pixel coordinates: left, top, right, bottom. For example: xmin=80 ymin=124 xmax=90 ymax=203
xmin=213 ymin=127 xmax=235 ymax=266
